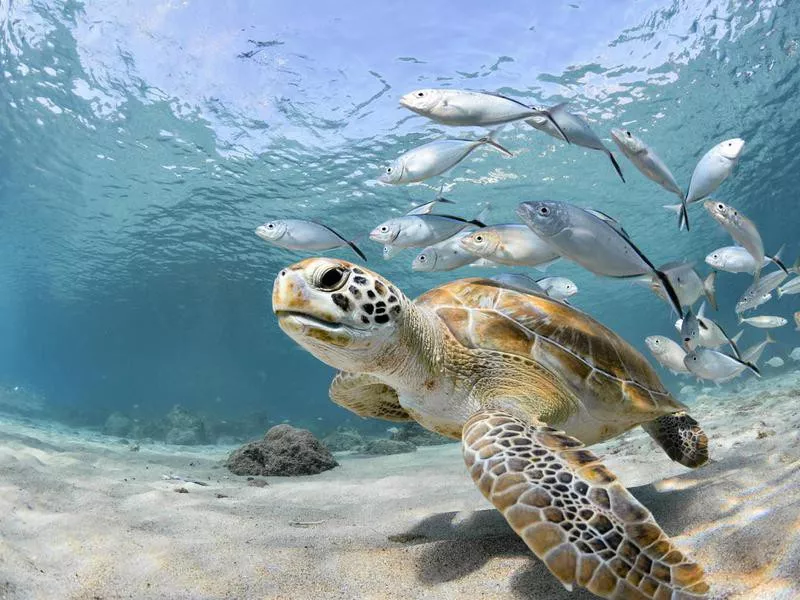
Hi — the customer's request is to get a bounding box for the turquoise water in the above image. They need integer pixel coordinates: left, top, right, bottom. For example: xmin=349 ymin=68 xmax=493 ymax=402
xmin=1 ymin=0 xmax=798 ymax=438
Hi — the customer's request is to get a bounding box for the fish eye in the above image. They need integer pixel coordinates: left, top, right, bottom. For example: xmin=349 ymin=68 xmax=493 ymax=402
xmin=380 ymin=225 xmax=389 ymax=232
xmin=538 ymin=206 xmax=550 ymax=216
xmin=717 ymin=203 xmax=724 ymax=210
xmin=625 ymin=130 xmax=631 ymax=137
xmin=416 ymin=91 xmax=424 ymax=97
xmin=475 ymin=235 xmax=484 ymax=242
xmin=418 ymin=255 xmax=426 ymax=261
xmin=267 ymin=223 xmax=275 ymax=229
xmin=318 ymin=266 xmax=348 ymax=291
xmin=386 ymin=167 xmax=392 ymax=173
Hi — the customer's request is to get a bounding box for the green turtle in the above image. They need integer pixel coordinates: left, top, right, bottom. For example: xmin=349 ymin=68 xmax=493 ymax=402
xmin=272 ymin=257 xmax=710 ymax=599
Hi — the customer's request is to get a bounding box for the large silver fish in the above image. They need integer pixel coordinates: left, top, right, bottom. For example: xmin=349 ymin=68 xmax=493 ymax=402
xmin=735 ymin=270 xmax=788 ymax=313
xmin=645 ymin=335 xmax=690 ymax=375
xmin=525 ymin=103 xmax=625 ymax=182
xmin=370 ymin=207 xmax=489 ymax=248
xmin=536 ymin=277 xmax=578 ymax=301
xmin=517 ymin=200 xmax=684 ymax=317
xmin=684 ymin=347 xmax=759 ymax=383
xmin=704 ymin=245 xmax=780 ymax=274
xmin=411 ymin=231 xmax=480 ymax=272
xmin=459 ymin=224 xmax=560 ymax=267
xmin=649 ymin=261 xmax=716 ymax=310
xmin=610 ymin=129 xmax=685 ymax=224
xmin=704 ymin=200 xmax=787 ymax=282
xmin=399 ymin=89 xmax=567 ymax=136
xmin=378 ymin=134 xmax=512 ymax=184
xmin=676 ymin=303 xmax=739 ymax=355
xmin=382 ymin=196 xmax=455 ymax=261
xmin=669 ymin=138 xmax=745 ymax=230
xmin=255 ymin=219 xmax=366 ymax=260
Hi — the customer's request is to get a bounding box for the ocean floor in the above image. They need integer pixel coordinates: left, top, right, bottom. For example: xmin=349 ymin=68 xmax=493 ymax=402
xmin=0 ymin=373 xmax=799 ymax=600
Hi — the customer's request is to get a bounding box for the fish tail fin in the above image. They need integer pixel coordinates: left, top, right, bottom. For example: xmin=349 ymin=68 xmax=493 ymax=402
xmin=768 ymin=247 xmax=788 ymax=274
xmin=746 ymin=361 xmax=761 ymax=378
xmin=678 ymin=199 xmax=690 ymax=231
xmin=663 ymin=203 xmax=683 ymax=216
xmin=608 ymin=152 xmax=625 ymax=182
xmin=655 ymin=269 xmax=684 ymax=319
xmin=731 ymin=330 xmax=744 ymax=346
xmin=347 ymin=240 xmax=368 ymax=262
xmin=703 ymin=270 xmax=717 ymax=310
xmin=469 ymin=204 xmax=491 ymax=228
xmin=765 ymin=332 xmax=775 ymax=345
xmin=480 ymin=130 xmax=513 ymax=157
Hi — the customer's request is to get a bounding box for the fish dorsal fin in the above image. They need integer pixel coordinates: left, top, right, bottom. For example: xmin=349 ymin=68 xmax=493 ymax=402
xmin=698 ymin=301 xmax=707 ymax=319
xmin=585 ymin=208 xmax=631 ymax=239
xmin=478 ymin=90 xmax=533 ymax=110
xmin=310 ymin=221 xmax=367 ymax=261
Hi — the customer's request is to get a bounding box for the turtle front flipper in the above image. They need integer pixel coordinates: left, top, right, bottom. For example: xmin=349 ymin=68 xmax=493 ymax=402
xmin=329 ymin=371 xmax=412 ymax=422
xmin=641 ymin=412 xmax=708 ymax=468
xmin=462 ymin=409 xmax=709 ymax=599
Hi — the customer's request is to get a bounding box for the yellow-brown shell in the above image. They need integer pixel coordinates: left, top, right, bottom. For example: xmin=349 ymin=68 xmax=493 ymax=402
xmin=415 ymin=278 xmax=685 ymax=419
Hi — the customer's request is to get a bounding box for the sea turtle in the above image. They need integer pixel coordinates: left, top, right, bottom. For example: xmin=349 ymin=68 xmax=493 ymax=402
xmin=272 ymin=257 xmax=710 ymax=599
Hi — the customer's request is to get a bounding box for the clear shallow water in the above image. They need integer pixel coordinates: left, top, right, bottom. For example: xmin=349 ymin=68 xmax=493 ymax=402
xmin=0 ymin=0 xmax=798 ymax=436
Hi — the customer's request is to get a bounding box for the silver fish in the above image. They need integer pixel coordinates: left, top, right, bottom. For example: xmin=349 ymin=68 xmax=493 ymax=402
xmin=741 ymin=333 xmax=774 ymax=365
xmin=777 ymin=275 xmax=800 ymax=298
xmin=378 ymin=134 xmax=512 ymax=184
xmin=610 ymin=129 xmax=685 ymax=224
xmin=736 ymin=270 xmax=788 ymax=313
xmin=370 ymin=206 xmax=489 ymax=248
xmin=650 ymin=261 xmax=716 ymax=310
xmin=517 ymin=200 xmax=684 ymax=317
xmin=255 ymin=219 xmax=366 ymax=260
xmin=789 ymin=346 xmax=800 ymax=361
xmin=536 ymin=277 xmax=578 ymax=301
xmin=459 ymin=224 xmax=560 ymax=267
xmin=704 ymin=200 xmax=787 ymax=282
xmin=676 ymin=303 xmax=738 ymax=354
xmin=488 ymin=273 xmax=547 ymax=295
xmin=382 ymin=196 xmax=455 ymax=261
xmin=704 ymin=246 xmax=775 ymax=274
xmin=645 ymin=336 xmax=690 ymax=375
xmin=412 ymin=231 xmax=480 ymax=272
xmin=738 ymin=315 xmax=788 ymax=329
xmin=677 ymin=138 xmax=745 ymax=230
xmin=399 ymin=89 xmax=567 ymax=136
xmin=525 ymin=103 xmax=625 ymax=182
xmin=765 ymin=356 xmax=785 ymax=368
xmin=796 ymin=312 xmax=800 ymax=331
xmin=684 ymin=347 xmax=759 ymax=383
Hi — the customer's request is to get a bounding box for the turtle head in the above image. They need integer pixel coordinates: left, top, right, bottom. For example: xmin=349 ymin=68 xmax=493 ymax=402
xmin=273 ymin=258 xmax=406 ymax=371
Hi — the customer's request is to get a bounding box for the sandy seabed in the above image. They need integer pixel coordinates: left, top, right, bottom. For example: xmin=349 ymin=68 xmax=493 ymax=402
xmin=0 ymin=373 xmax=798 ymax=600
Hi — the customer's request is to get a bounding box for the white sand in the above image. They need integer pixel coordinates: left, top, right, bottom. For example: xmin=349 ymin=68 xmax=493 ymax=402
xmin=0 ymin=373 xmax=799 ymax=600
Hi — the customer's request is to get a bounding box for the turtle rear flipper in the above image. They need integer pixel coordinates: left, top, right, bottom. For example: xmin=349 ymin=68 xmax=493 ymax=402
xmin=642 ymin=412 xmax=708 ymax=468
xmin=462 ymin=409 xmax=709 ymax=599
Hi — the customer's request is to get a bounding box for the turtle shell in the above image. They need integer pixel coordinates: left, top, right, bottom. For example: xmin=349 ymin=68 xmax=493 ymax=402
xmin=414 ymin=278 xmax=685 ymax=420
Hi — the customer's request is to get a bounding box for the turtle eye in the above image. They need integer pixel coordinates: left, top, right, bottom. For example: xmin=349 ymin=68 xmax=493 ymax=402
xmin=539 ymin=206 xmax=550 ymax=216
xmin=318 ymin=267 xmax=348 ymax=291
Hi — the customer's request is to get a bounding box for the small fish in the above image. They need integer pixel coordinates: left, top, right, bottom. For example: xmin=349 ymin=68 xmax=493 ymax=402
xmin=650 ymin=261 xmax=716 ymax=310
xmin=610 ymin=128 xmax=685 ymax=225
xmin=777 ymin=275 xmax=800 ymax=298
xmin=517 ymin=200 xmax=684 ymax=318
xmin=399 ymin=89 xmax=567 ymax=137
xmin=704 ymin=200 xmax=787 ymax=282
xmin=378 ymin=134 xmax=512 ymax=184
xmin=676 ymin=303 xmax=738 ymax=355
xmin=489 ymin=273 xmax=547 ymax=295
xmin=370 ymin=207 xmax=489 ymax=248
xmin=789 ymin=346 xmax=800 ymax=361
xmin=412 ymin=231 xmax=480 ymax=272
xmin=382 ymin=196 xmax=455 ymax=260
xmin=459 ymin=224 xmax=561 ymax=267
xmin=735 ymin=270 xmax=788 ymax=313
xmin=645 ymin=335 xmax=690 ymax=375
xmin=255 ymin=219 xmax=366 ymax=261
xmin=684 ymin=347 xmax=759 ymax=383
xmin=704 ymin=245 xmax=780 ymax=274
xmin=741 ymin=333 xmax=774 ymax=365
xmin=525 ymin=103 xmax=625 ymax=182
xmin=796 ymin=312 xmax=800 ymax=331
xmin=536 ymin=277 xmax=578 ymax=301
xmin=738 ymin=315 xmax=788 ymax=329
xmin=765 ymin=356 xmax=785 ymax=368
xmin=674 ymin=138 xmax=745 ymax=230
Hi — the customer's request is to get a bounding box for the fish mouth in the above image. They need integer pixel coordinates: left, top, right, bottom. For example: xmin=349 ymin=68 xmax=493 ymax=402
xmin=275 ymin=310 xmax=343 ymax=330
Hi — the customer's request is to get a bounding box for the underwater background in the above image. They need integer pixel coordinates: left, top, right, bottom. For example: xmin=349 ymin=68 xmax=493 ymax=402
xmin=1 ymin=0 xmax=799 ymax=441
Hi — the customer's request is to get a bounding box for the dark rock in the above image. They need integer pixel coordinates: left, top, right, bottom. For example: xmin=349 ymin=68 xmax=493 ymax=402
xmin=175 ymin=487 xmax=189 ymax=493
xmin=389 ymin=422 xmax=453 ymax=446
xmin=103 ymin=412 xmax=132 ymax=437
xmin=362 ymin=439 xmax=416 ymax=455
xmin=226 ymin=425 xmax=338 ymax=476
xmin=322 ymin=427 xmax=365 ymax=452
xmin=165 ymin=405 xmax=207 ymax=445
